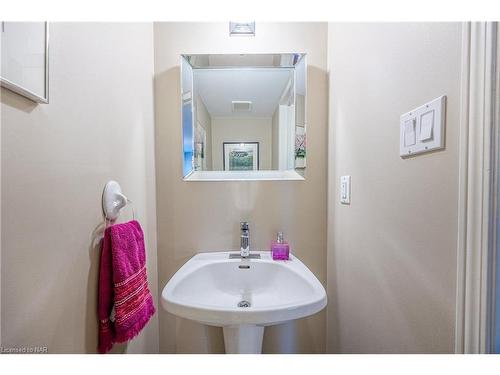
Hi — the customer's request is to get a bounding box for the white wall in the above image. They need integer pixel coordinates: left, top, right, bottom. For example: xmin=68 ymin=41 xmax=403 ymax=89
xmin=194 ymin=94 xmax=212 ymax=170
xmin=1 ymin=23 xmax=158 ymax=353
xmin=296 ymin=94 xmax=305 ymax=127
xmin=211 ymin=117 xmax=272 ymax=170
xmin=272 ymin=107 xmax=279 ymax=169
xmin=154 ymin=22 xmax=328 ymax=354
xmin=327 ymin=23 xmax=462 ymax=353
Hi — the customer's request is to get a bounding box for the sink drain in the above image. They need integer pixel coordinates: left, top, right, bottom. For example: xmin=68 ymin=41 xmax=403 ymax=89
xmin=237 ymin=300 xmax=251 ymax=308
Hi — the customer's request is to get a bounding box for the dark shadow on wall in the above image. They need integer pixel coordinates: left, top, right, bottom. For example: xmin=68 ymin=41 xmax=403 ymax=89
xmin=85 ymin=223 xmax=104 ymax=353
xmin=154 ymin=66 xmax=181 ymax=354
xmin=325 ymin=69 xmax=341 ymax=354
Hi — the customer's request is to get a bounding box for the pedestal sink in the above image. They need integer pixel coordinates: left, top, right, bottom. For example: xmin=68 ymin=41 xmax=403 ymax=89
xmin=161 ymin=251 xmax=327 ymax=353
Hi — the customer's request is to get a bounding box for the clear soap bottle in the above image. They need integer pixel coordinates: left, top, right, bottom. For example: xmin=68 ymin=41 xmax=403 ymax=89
xmin=271 ymin=232 xmax=290 ymax=260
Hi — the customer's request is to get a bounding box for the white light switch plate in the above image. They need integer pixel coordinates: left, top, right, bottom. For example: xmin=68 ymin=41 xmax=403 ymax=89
xmin=340 ymin=176 xmax=351 ymax=204
xmin=400 ymin=96 xmax=446 ymax=157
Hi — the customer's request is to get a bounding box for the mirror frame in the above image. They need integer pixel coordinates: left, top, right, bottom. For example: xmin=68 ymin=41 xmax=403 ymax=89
xmin=0 ymin=22 xmax=49 ymax=104
xmin=180 ymin=53 xmax=307 ymax=181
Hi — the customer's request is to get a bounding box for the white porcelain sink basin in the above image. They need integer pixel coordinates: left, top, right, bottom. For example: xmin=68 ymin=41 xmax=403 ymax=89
xmin=161 ymin=251 xmax=327 ymax=353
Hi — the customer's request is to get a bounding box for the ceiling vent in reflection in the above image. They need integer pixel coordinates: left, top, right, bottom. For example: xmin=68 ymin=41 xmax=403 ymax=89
xmin=232 ymin=100 xmax=252 ymax=112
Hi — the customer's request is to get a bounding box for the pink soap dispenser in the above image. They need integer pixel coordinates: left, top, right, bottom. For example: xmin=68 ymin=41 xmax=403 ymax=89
xmin=271 ymin=232 xmax=290 ymax=260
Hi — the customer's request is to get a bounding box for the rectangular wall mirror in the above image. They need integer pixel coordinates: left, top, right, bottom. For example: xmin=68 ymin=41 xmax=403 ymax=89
xmin=181 ymin=53 xmax=306 ymax=181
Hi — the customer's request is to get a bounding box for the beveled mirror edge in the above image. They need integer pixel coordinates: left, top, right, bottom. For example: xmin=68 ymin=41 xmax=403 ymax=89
xmin=182 ymin=53 xmax=307 ymax=69
xmin=183 ymin=170 xmax=305 ymax=182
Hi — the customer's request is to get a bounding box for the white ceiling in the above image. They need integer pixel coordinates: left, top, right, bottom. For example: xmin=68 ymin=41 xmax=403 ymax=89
xmin=194 ymin=69 xmax=293 ymax=117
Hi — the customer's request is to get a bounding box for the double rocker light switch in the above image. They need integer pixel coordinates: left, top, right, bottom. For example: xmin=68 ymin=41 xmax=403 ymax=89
xmin=400 ymin=96 xmax=445 ymax=157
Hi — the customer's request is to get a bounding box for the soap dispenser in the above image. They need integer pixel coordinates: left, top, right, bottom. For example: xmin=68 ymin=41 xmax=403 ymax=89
xmin=271 ymin=232 xmax=290 ymax=260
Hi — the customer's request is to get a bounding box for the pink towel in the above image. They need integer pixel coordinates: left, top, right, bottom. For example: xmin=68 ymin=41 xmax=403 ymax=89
xmin=98 ymin=220 xmax=155 ymax=354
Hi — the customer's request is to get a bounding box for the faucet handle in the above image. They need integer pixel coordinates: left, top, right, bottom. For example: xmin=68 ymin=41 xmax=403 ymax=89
xmin=240 ymin=221 xmax=249 ymax=231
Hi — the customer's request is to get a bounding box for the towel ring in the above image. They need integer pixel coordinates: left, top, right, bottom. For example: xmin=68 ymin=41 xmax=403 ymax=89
xmin=102 ymin=180 xmax=135 ymax=224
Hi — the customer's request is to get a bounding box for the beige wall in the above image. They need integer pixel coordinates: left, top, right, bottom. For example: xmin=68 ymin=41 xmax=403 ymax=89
xmin=211 ymin=117 xmax=272 ymax=170
xmin=0 ymin=23 xmax=159 ymax=353
xmin=0 ymin=21 xmax=465 ymax=355
xmin=154 ymin=22 xmax=328 ymax=353
xmin=327 ymin=23 xmax=462 ymax=353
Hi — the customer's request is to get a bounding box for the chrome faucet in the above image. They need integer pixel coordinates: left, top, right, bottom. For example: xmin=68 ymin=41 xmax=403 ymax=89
xmin=240 ymin=221 xmax=250 ymax=257
xmin=228 ymin=221 xmax=260 ymax=259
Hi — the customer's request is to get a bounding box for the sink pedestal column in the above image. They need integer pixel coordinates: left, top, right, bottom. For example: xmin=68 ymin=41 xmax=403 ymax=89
xmin=223 ymin=325 xmax=264 ymax=354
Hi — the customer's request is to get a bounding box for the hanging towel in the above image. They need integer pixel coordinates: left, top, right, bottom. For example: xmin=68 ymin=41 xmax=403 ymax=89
xmin=98 ymin=220 xmax=155 ymax=354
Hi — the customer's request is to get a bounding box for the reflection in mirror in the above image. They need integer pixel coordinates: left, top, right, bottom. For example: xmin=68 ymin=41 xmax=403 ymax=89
xmin=181 ymin=54 xmax=306 ymax=181
xmin=295 ymin=56 xmax=306 ymax=169
xmin=181 ymin=57 xmax=194 ymax=176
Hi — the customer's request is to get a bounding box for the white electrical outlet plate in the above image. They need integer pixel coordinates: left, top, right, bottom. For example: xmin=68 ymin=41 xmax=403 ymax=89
xmin=400 ymin=96 xmax=446 ymax=157
xmin=340 ymin=176 xmax=351 ymax=204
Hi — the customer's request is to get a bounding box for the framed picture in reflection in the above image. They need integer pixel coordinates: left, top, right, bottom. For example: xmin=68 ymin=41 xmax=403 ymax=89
xmin=223 ymin=142 xmax=259 ymax=171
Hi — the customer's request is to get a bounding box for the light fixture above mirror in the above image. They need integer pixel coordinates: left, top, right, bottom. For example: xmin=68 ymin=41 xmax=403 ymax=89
xmin=181 ymin=53 xmax=307 ymax=181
